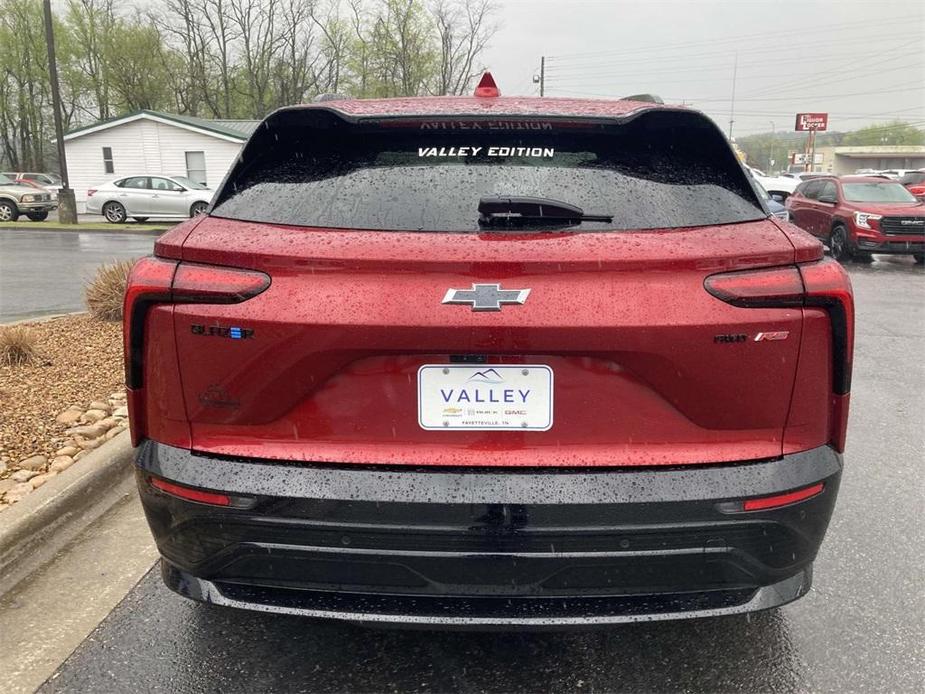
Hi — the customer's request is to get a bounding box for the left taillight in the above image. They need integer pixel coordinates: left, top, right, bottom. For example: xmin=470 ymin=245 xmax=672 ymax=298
xmin=123 ymin=256 xmax=270 ymax=445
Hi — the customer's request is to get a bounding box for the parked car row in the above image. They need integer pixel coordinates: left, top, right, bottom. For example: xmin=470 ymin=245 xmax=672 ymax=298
xmin=0 ymin=172 xmax=58 ymax=222
xmin=0 ymin=169 xmax=215 ymax=223
xmin=785 ymin=175 xmax=924 ymax=264
xmin=1 ymin=171 xmax=63 ymax=199
xmin=86 ymin=175 xmax=213 ymax=223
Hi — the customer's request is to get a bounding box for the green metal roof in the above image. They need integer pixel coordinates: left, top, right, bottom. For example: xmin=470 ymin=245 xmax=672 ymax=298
xmin=63 ymin=110 xmax=257 ymax=141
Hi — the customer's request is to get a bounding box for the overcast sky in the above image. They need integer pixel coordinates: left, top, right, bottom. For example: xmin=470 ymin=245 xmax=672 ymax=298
xmin=482 ymin=0 xmax=925 ymax=137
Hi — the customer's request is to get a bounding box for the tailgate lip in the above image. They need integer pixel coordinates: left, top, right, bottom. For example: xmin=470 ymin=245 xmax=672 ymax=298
xmin=136 ymin=441 xmax=840 ymax=505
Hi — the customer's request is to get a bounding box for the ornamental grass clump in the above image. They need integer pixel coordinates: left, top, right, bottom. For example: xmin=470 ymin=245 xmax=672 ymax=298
xmin=0 ymin=325 xmax=39 ymax=366
xmin=85 ymin=258 xmax=137 ymax=321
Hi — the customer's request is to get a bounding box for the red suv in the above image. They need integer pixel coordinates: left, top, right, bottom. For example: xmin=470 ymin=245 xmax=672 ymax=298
xmin=786 ymin=175 xmax=925 ymax=264
xmin=124 ymin=82 xmax=854 ymax=626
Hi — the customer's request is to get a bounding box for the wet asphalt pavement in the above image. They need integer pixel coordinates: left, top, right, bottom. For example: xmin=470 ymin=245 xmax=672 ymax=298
xmin=0 ymin=229 xmax=156 ymax=322
xmin=38 ymin=256 xmax=924 ymax=693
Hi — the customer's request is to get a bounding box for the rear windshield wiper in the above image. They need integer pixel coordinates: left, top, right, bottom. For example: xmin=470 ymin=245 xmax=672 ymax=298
xmin=478 ymin=196 xmax=613 ymax=227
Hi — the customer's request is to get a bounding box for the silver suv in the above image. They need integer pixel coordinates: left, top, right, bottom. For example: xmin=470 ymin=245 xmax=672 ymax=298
xmin=0 ymin=173 xmax=57 ymax=222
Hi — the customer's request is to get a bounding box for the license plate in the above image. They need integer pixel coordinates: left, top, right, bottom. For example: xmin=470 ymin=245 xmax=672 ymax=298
xmin=418 ymin=364 xmax=553 ymax=431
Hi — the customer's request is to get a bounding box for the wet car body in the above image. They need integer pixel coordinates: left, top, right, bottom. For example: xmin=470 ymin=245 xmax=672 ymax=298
xmin=124 ymin=85 xmax=855 ymax=627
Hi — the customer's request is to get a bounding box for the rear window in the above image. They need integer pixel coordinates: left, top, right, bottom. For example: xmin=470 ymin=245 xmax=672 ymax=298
xmin=212 ymin=109 xmax=764 ymax=232
xmin=842 ymin=182 xmax=917 ymax=203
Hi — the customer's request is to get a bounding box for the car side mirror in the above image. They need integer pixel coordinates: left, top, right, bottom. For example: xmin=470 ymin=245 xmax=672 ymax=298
xmin=818 ymin=194 xmax=837 ymax=204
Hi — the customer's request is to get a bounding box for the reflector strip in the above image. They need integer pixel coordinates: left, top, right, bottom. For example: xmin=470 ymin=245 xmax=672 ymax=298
xmin=743 ymin=482 xmax=824 ymax=512
xmin=149 ymin=477 xmax=231 ymax=506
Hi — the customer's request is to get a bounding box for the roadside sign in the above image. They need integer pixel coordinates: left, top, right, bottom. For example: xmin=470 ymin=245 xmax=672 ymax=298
xmin=795 ymin=113 xmax=828 ymax=131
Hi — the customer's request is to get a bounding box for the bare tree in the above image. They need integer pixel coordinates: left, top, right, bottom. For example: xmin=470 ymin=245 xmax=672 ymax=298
xmin=65 ymin=0 xmax=117 ymax=119
xmin=431 ymin=0 xmax=497 ymax=95
xmin=273 ymin=0 xmax=320 ymax=105
xmin=228 ymin=0 xmax=285 ymax=118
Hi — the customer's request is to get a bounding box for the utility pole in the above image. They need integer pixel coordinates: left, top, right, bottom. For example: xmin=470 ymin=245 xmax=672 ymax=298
xmin=728 ymin=52 xmax=738 ymax=140
xmin=532 ymin=57 xmax=546 ymax=96
xmin=43 ymin=0 xmax=77 ymax=224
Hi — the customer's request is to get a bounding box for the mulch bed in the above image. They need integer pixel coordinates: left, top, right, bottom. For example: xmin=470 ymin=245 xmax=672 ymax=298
xmin=0 ymin=314 xmax=123 ymax=467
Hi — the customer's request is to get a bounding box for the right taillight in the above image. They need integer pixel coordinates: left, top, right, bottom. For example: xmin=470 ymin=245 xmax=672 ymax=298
xmin=122 ymin=256 xmax=270 ymax=445
xmin=704 ymin=258 xmax=854 ymax=452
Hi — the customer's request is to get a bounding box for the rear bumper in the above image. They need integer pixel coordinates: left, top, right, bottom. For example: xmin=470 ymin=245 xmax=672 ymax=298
xmin=136 ymin=443 xmax=842 ymax=627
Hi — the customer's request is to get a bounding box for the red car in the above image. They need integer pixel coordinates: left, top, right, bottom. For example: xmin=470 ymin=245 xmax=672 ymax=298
xmin=124 ymin=77 xmax=854 ymax=626
xmin=899 ymin=170 xmax=925 ymax=198
xmin=786 ymin=175 xmax=925 ymax=264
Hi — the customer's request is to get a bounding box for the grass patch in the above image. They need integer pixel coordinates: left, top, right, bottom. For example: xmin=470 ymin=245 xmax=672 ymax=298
xmin=85 ymin=259 xmax=137 ymax=321
xmin=0 ymin=325 xmax=40 ymax=366
xmin=0 ymin=220 xmax=170 ymax=232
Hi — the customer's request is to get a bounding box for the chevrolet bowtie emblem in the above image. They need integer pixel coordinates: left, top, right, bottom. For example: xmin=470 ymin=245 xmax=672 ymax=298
xmin=442 ymin=284 xmax=531 ymax=311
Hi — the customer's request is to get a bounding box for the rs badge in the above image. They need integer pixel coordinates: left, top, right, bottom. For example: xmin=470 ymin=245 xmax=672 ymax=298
xmin=754 ymin=331 xmax=790 ymax=342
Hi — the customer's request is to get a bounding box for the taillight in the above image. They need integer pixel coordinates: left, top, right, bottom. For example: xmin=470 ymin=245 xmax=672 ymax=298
xmin=704 ymin=259 xmax=854 ymax=452
xmin=123 ymin=257 xmax=270 ymax=445
xmin=703 ymin=266 xmax=803 ymax=308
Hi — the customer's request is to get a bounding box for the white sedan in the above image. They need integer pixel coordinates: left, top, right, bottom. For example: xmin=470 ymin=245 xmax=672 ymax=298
xmin=86 ymin=175 xmax=213 ymax=223
xmin=746 ymin=166 xmax=799 ymax=201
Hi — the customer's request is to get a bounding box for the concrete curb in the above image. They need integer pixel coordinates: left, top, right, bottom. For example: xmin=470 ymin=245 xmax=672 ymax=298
xmin=0 ymin=432 xmax=137 ymax=592
xmin=1 ymin=311 xmax=86 ymax=327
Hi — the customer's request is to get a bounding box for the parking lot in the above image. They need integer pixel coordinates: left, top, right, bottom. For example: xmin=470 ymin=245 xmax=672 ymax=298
xmin=0 ymin=229 xmax=155 ymax=322
xmin=31 ymin=257 xmax=924 ymax=693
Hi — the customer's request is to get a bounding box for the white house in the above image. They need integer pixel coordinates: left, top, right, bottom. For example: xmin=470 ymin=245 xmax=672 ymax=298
xmin=62 ymin=110 xmax=258 ymax=212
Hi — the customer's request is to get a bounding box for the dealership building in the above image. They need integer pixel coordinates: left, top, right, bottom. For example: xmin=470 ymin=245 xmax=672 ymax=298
xmin=812 ymin=145 xmax=925 ymax=175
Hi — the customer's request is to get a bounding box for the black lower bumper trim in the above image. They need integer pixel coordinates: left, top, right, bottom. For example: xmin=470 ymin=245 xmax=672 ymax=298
xmin=137 ymin=443 xmax=841 ymax=625
xmin=164 ymin=561 xmax=812 ymax=627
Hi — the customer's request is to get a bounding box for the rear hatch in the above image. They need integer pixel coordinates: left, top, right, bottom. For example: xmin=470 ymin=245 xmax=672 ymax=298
xmin=167 ymin=106 xmax=802 ymax=467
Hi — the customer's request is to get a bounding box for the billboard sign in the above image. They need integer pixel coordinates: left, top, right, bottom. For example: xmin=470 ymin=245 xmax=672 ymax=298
xmin=795 ymin=113 xmax=828 ymax=131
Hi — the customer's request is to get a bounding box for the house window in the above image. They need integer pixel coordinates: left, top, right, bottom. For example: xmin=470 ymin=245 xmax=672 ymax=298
xmin=102 ymin=147 xmax=114 ymax=174
xmin=185 ymin=151 xmax=207 ymax=185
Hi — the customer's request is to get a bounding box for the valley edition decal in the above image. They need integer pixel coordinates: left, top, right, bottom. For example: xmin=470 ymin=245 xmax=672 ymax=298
xmin=417 ymin=146 xmax=555 ymax=158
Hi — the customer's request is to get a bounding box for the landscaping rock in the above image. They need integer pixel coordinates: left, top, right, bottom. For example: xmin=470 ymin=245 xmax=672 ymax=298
xmin=109 ymin=391 xmax=126 ymax=401
xmin=11 ymin=469 xmax=38 ymax=482
xmin=97 ymin=417 xmax=118 ymax=430
xmin=112 ymin=406 xmax=129 ymax=418
xmin=88 ymin=401 xmax=111 ymax=412
xmin=50 ymin=456 xmax=75 ymax=473
xmin=76 ymin=438 xmax=101 ymax=450
xmin=73 ymin=450 xmax=87 ymax=461
xmin=55 ymin=407 xmax=84 ymax=425
xmin=81 ymin=409 xmax=109 ymax=423
xmin=18 ymin=454 xmax=48 ymax=471
xmin=0 ymin=478 xmax=15 ymax=494
xmin=0 ymin=460 xmax=7 ymax=475
xmin=55 ymin=446 xmax=79 ymax=457
xmin=65 ymin=424 xmax=108 ymax=439
xmin=30 ymin=471 xmax=57 ymax=488
xmin=105 ymin=425 xmax=127 ymax=440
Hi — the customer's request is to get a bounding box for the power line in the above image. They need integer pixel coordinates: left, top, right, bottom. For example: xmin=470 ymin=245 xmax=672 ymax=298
xmin=544 ymin=35 xmax=922 ymax=77
xmin=544 ymin=14 xmax=924 ymax=63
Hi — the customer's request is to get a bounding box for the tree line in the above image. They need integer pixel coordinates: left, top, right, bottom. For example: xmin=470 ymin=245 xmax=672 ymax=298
xmin=737 ymin=121 xmax=925 ymax=174
xmin=0 ymin=0 xmax=497 ymax=170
